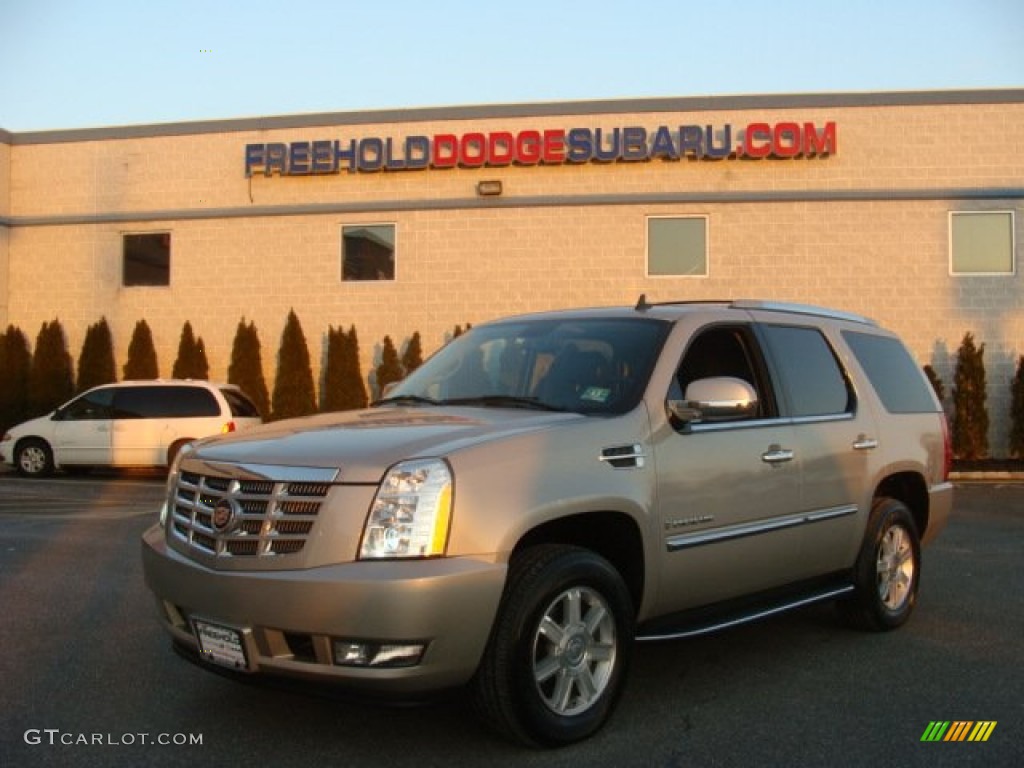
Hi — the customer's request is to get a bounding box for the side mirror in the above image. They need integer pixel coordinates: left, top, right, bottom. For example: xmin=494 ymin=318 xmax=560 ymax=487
xmin=667 ymin=376 xmax=759 ymax=426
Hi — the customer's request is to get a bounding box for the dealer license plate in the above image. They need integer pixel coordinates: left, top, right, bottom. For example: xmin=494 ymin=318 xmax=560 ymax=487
xmin=192 ymin=619 xmax=249 ymax=671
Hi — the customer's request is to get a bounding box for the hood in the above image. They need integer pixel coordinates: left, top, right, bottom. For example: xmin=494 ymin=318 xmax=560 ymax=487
xmin=186 ymin=405 xmax=581 ymax=482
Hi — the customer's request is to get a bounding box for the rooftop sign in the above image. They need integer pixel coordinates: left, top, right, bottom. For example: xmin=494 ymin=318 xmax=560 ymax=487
xmin=244 ymin=121 xmax=836 ymax=176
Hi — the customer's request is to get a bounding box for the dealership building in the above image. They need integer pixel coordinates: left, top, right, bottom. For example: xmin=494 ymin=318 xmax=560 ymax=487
xmin=1 ymin=89 xmax=1022 ymax=452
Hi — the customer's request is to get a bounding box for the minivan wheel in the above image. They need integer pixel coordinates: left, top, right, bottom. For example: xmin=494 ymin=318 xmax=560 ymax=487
xmin=16 ymin=438 xmax=55 ymax=478
xmin=840 ymin=497 xmax=921 ymax=631
xmin=473 ymin=544 xmax=634 ymax=747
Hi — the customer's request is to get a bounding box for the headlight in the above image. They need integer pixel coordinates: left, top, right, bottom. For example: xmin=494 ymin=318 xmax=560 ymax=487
xmin=360 ymin=459 xmax=453 ymax=559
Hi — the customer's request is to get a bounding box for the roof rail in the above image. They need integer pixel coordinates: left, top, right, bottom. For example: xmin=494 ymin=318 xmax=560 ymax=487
xmin=730 ymin=300 xmax=876 ymax=325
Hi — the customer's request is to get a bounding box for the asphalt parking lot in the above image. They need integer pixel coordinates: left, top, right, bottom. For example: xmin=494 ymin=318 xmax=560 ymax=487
xmin=0 ymin=474 xmax=1021 ymax=767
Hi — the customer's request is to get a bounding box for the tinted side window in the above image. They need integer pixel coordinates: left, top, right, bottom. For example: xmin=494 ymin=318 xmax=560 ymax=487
xmin=760 ymin=325 xmax=852 ymax=418
xmin=221 ymin=388 xmax=260 ymax=418
xmin=842 ymin=331 xmax=937 ymax=414
xmin=114 ymin=386 xmax=220 ymax=419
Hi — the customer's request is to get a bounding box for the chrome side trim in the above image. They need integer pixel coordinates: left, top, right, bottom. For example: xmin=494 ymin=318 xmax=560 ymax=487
xmin=636 ymin=585 xmax=856 ymax=642
xmin=666 ymin=504 xmax=858 ymax=552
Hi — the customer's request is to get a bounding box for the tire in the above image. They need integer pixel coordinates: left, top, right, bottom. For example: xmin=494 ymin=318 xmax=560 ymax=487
xmin=16 ymin=438 xmax=55 ymax=478
xmin=472 ymin=544 xmax=634 ymax=747
xmin=839 ymin=497 xmax=921 ymax=631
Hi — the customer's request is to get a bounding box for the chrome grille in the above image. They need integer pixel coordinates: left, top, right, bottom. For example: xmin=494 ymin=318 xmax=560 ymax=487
xmin=170 ymin=470 xmax=330 ymax=558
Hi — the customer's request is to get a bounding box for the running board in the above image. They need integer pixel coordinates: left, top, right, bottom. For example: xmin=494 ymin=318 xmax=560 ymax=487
xmin=636 ymin=584 xmax=855 ymax=643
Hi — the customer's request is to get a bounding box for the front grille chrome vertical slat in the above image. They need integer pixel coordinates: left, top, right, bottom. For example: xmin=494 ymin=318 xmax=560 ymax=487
xmin=169 ymin=467 xmax=332 ymax=558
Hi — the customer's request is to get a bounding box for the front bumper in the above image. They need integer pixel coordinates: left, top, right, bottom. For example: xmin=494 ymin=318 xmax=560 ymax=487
xmin=141 ymin=525 xmax=507 ymax=694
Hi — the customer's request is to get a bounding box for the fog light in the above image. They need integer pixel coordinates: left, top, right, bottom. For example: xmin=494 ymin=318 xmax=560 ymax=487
xmin=332 ymin=640 xmax=426 ymax=668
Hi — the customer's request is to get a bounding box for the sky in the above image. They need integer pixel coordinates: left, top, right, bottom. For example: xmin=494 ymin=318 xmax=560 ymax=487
xmin=1 ymin=0 xmax=1022 ymax=132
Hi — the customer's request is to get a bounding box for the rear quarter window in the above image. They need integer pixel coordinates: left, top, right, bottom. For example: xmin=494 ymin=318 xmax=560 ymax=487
xmin=841 ymin=331 xmax=937 ymax=414
xmin=220 ymin=388 xmax=261 ymax=418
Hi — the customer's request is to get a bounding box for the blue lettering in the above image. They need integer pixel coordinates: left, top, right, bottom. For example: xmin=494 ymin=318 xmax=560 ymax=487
xmin=382 ymin=138 xmax=405 ymax=170
xmin=592 ymin=128 xmax=621 ymax=162
xmin=358 ymin=138 xmax=384 ymax=171
xmin=244 ymin=144 xmax=265 ymax=177
xmin=705 ymin=125 xmax=731 ymax=159
xmin=566 ymin=128 xmax=593 ymax=163
xmin=621 ymin=127 xmax=647 ymax=161
xmin=679 ymin=126 xmax=704 ymax=158
xmin=649 ymin=126 xmax=678 ymax=160
xmin=405 ymin=136 xmax=430 ymax=169
xmin=289 ymin=142 xmax=311 ymax=174
xmin=264 ymin=143 xmax=287 ymax=176
xmin=311 ymin=140 xmax=335 ymax=173
xmin=334 ymin=139 xmax=357 ymax=173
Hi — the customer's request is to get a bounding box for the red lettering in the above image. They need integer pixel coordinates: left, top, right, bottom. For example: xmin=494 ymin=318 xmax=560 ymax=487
xmin=743 ymin=123 xmax=772 ymax=158
xmin=460 ymin=132 xmax=487 ymax=167
xmin=772 ymin=122 xmax=801 ymax=157
xmin=516 ymin=130 xmax=542 ymax=164
xmin=432 ymin=134 xmax=458 ymax=168
xmin=488 ymin=132 xmax=515 ymax=166
xmin=803 ymin=121 xmax=837 ymax=155
xmin=542 ymin=129 xmax=566 ymax=164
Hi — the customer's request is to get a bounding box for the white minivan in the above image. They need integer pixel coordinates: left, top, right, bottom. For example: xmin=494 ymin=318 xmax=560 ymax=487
xmin=0 ymin=380 xmax=262 ymax=477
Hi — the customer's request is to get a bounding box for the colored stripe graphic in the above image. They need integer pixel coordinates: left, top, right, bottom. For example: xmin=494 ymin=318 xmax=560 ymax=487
xmin=967 ymin=722 xmax=997 ymax=742
xmin=921 ymin=722 xmax=950 ymax=741
xmin=920 ymin=721 xmax=997 ymax=742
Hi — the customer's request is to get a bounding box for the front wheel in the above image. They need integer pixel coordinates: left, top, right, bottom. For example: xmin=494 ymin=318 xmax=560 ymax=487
xmin=840 ymin=497 xmax=921 ymax=631
xmin=473 ymin=544 xmax=634 ymax=747
xmin=16 ymin=438 xmax=55 ymax=478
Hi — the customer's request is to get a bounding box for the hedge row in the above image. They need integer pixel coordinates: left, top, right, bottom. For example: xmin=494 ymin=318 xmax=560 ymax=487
xmin=926 ymin=332 xmax=1024 ymax=461
xmin=0 ymin=312 xmax=468 ymax=432
xmin=5 ymin=320 xmax=1020 ymax=459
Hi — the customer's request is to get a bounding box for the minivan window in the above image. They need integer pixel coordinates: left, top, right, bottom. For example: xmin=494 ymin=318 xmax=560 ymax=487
xmin=221 ymin=388 xmax=261 ymax=418
xmin=760 ymin=325 xmax=852 ymax=418
xmin=114 ymin=386 xmax=220 ymax=419
xmin=842 ymin=331 xmax=937 ymax=414
xmin=60 ymin=388 xmax=115 ymax=421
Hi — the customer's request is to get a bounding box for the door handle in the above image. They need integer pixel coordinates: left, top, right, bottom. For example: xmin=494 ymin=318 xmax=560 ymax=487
xmin=853 ymin=435 xmax=879 ymax=451
xmin=761 ymin=446 xmax=794 ymax=464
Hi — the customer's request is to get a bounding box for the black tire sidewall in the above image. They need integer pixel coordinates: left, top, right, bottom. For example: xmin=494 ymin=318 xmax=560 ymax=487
xmin=854 ymin=498 xmax=921 ymax=630
xmin=504 ymin=546 xmax=634 ymax=746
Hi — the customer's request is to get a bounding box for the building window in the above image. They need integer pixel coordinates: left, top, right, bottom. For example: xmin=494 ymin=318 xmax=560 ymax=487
xmin=123 ymin=232 xmax=171 ymax=286
xmin=647 ymin=216 xmax=708 ymax=277
xmin=342 ymin=224 xmax=396 ymax=281
xmin=949 ymin=211 xmax=1015 ymax=275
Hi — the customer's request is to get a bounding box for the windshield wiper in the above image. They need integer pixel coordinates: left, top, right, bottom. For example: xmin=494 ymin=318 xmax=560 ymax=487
xmin=442 ymin=395 xmax=567 ymax=412
xmin=371 ymin=394 xmax=442 ymax=407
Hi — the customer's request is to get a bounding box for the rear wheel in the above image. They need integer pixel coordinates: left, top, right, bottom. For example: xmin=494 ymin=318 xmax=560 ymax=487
xmin=473 ymin=544 xmax=634 ymax=746
xmin=840 ymin=497 xmax=921 ymax=631
xmin=16 ymin=438 xmax=54 ymax=478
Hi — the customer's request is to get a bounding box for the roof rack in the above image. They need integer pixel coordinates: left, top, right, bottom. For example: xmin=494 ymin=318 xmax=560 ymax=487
xmin=730 ymin=300 xmax=877 ymax=325
xmin=632 ymin=296 xmax=876 ymax=325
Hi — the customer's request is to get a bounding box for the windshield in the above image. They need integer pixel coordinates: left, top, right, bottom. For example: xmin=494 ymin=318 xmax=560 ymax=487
xmin=380 ymin=317 xmax=670 ymax=415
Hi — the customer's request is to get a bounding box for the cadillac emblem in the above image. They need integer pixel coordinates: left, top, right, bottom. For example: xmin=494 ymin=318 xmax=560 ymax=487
xmin=211 ymin=498 xmax=236 ymax=533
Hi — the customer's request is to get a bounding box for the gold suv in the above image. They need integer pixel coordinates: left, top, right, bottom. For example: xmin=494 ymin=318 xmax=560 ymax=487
xmin=142 ymin=299 xmax=952 ymax=746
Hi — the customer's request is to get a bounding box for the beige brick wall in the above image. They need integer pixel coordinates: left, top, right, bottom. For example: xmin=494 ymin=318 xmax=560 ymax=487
xmin=5 ymin=95 xmax=1024 ymax=453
